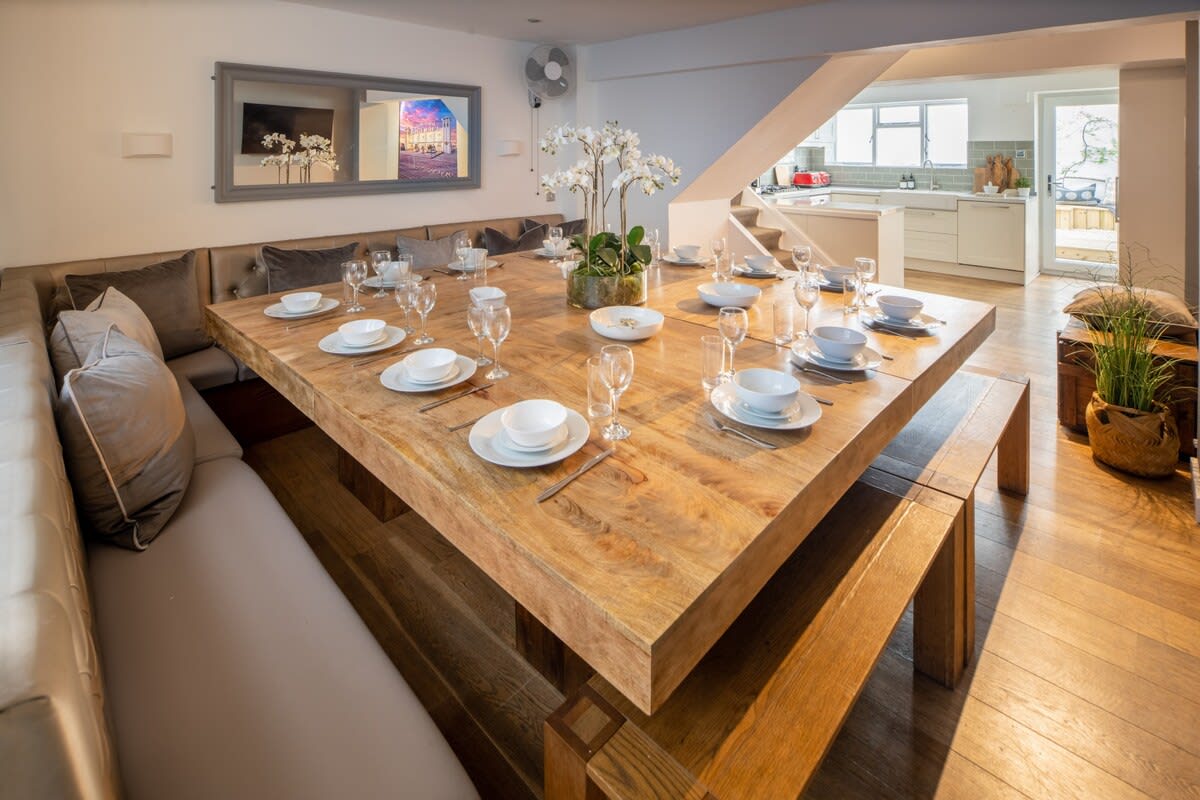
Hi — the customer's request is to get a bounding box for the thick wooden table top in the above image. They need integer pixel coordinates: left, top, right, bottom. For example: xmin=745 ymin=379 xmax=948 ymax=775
xmin=206 ymin=254 xmax=994 ymax=714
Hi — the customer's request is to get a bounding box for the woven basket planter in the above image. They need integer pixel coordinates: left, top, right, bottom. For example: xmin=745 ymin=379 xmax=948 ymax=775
xmin=1085 ymin=392 xmax=1179 ymax=478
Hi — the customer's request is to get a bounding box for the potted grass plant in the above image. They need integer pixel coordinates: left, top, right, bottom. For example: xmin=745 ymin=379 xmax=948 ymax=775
xmin=1082 ymin=285 xmax=1180 ymax=478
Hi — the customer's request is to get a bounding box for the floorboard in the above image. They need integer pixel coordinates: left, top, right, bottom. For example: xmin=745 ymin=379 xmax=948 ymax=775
xmin=244 ymin=272 xmax=1199 ymax=799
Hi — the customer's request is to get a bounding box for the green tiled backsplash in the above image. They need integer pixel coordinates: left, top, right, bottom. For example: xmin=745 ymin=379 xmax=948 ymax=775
xmin=818 ymin=141 xmax=1035 ymax=192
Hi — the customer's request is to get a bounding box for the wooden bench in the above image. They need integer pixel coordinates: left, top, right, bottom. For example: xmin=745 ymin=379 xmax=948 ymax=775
xmin=543 ymin=368 xmax=1029 ymax=800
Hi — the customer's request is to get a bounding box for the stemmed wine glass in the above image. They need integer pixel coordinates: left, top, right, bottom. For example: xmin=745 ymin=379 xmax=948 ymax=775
xmin=370 ymin=250 xmax=391 ymax=298
xmin=717 ymin=306 xmax=748 ymax=381
xmin=599 ymin=344 xmax=635 ymax=441
xmin=548 ymin=226 xmax=564 ymax=255
xmin=710 ymin=236 xmax=726 ymax=266
xmin=454 ymin=240 xmax=472 ymax=281
xmin=793 ymin=273 xmax=820 ymax=342
xmin=413 ymin=282 xmax=437 ymax=345
xmin=393 ymin=279 xmax=418 ymax=334
xmin=645 ymin=228 xmax=661 ymax=267
xmin=855 ymin=257 xmax=877 ymax=306
xmin=465 ymin=305 xmax=493 ymax=366
xmin=791 ymin=245 xmax=812 ymax=273
xmin=483 ymin=305 xmax=511 ymax=380
xmin=342 ymin=260 xmax=368 ymax=313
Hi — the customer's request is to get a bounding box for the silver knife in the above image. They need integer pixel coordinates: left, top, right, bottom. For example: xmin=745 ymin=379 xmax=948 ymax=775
xmin=448 ymin=413 xmax=487 ymax=432
xmin=797 ymin=364 xmax=851 ymax=384
xmin=418 ymin=382 xmax=494 ymax=412
xmin=537 ymin=448 xmax=614 ymax=503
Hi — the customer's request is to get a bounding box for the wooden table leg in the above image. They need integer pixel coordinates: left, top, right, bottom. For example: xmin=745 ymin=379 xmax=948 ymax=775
xmin=545 ymin=685 xmax=624 ymax=800
xmin=913 ymin=505 xmax=967 ymax=688
xmin=337 ymin=446 xmax=409 ymax=522
xmin=998 ymin=375 xmax=1030 ymax=495
xmin=516 ymin=605 xmax=594 ymax=696
xmin=962 ymin=493 xmax=976 ymax=668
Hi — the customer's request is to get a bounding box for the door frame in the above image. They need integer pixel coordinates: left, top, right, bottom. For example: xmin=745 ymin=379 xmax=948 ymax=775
xmin=1037 ymin=88 xmax=1119 ymax=278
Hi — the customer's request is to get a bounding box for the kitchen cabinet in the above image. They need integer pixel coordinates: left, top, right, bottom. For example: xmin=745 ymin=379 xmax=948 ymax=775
xmin=956 ymin=200 xmax=1025 ymax=272
xmin=903 ymin=209 xmax=958 ymax=264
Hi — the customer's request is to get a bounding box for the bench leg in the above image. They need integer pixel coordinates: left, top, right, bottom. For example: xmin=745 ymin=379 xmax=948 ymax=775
xmin=913 ymin=504 xmax=967 ymax=688
xmin=997 ymin=377 xmax=1030 ymax=495
xmin=516 ymin=605 xmax=594 ymax=696
xmin=545 ymin=685 xmax=624 ymax=800
xmin=337 ymin=446 xmax=410 ymax=522
xmin=962 ymin=493 xmax=976 ymax=668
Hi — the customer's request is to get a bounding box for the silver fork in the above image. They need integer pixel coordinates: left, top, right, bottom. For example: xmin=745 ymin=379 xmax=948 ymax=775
xmin=795 ymin=364 xmax=851 ymax=384
xmin=704 ymin=413 xmax=777 ymax=450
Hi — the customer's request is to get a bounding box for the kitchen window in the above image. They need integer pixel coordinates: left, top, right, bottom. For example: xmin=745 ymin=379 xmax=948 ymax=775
xmin=831 ymin=101 xmax=968 ymax=167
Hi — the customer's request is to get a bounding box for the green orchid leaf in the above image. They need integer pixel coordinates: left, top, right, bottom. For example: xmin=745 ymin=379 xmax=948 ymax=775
xmin=626 ymin=225 xmax=645 ymax=247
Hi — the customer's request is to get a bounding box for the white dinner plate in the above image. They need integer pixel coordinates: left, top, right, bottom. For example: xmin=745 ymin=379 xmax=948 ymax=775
xmin=469 ymin=407 xmax=590 ymax=468
xmin=379 ymin=355 xmax=477 ymax=393
xmin=864 ymin=308 xmax=942 ymax=333
xmin=533 ymin=247 xmax=574 ymax=259
xmin=447 ymin=259 xmax=501 ymax=273
xmin=734 ymin=266 xmax=780 ymax=279
xmin=662 ymin=254 xmax=712 ymax=266
xmin=816 ymin=278 xmax=847 ymax=293
xmin=709 ymin=383 xmax=821 ymax=431
xmin=790 ymin=341 xmax=883 ymax=372
xmin=364 ymin=274 xmax=423 ymax=288
xmin=263 ymin=297 xmax=340 ymax=319
xmin=318 ymin=325 xmax=406 ymax=356
xmin=495 ymin=424 xmax=570 ymax=453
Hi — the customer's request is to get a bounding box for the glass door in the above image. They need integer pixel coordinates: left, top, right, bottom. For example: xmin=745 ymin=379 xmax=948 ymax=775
xmin=1038 ymin=90 xmax=1119 ymax=277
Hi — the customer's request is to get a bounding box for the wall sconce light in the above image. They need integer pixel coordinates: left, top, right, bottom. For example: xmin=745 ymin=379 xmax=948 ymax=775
xmin=122 ymin=133 xmax=173 ymax=158
xmin=497 ymin=139 xmax=522 ymax=157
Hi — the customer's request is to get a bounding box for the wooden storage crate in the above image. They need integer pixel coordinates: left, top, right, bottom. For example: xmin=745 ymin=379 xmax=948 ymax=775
xmin=1057 ymin=318 xmax=1197 ymax=459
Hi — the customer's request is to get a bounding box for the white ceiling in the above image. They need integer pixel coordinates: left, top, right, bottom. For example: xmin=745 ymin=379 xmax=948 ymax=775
xmin=284 ymin=0 xmax=829 ymax=44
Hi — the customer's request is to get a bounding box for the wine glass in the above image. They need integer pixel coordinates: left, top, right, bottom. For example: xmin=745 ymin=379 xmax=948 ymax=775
xmin=855 ymin=257 xmax=877 ymax=305
xmin=454 ymin=240 xmax=472 ymax=281
xmin=394 ymin=279 xmax=418 ymax=334
xmin=413 ymin=282 xmax=437 ymax=345
xmin=599 ymin=344 xmax=635 ymax=441
xmin=370 ymin=250 xmax=391 ymax=298
xmin=710 ymin=236 xmax=726 ymax=265
xmin=548 ymin=226 xmax=564 ymax=255
xmin=342 ymin=260 xmax=368 ymax=313
xmin=717 ymin=306 xmax=748 ymax=380
xmin=645 ymin=228 xmax=660 ymax=267
xmin=791 ymin=245 xmax=812 ymax=273
xmin=466 ymin=305 xmax=493 ymax=366
xmin=483 ymin=305 xmax=511 ymax=380
xmin=714 ymin=254 xmax=733 ymax=283
xmin=793 ymin=274 xmax=820 ymax=342
xmin=394 ymin=254 xmax=412 ymax=284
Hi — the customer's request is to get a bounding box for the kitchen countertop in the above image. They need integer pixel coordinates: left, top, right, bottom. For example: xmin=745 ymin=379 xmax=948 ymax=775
xmin=773 ymin=198 xmax=903 ymax=218
xmin=761 ymin=185 xmax=1034 ymax=204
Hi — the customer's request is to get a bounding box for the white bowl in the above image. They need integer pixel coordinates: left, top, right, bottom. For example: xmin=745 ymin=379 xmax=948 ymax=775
xmin=811 ymin=326 xmax=868 ymax=362
xmin=876 ymin=294 xmax=924 ymax=322
xmin=402 ymin=347 xmax=457 ymax=382
xmin=697 ymin=282 xmax=761 ymax=308
xmin=982 ymin=184 xmax=1000 ymax=194
xmin=819 ymin=265 xmax=857 ymax=285
xmin=674 ymin=245 xmax=702 ymax=261
xmin=469 ymin=286 xmax=507 ymax=309
xmin=733 ymin=368 xmax=801 ymax=413
xmin=500 ymin=399 xmax=569 ymax=449
xmin=338 ymin=318 xmax=387 ymax=346
xmin=744 ymin=254 xmax=776 ymax=271
xmin=589 ymin=306 xmax=665 ymax=341
xmin=281 ymin=291 xmax=321 ymax=313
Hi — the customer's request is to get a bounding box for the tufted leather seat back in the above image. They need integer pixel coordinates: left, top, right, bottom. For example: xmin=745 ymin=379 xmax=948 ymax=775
xmin=0 ymin=274 xmax=122 ymax=799
xmin=428 ymin=213 xmax=564 ymax=250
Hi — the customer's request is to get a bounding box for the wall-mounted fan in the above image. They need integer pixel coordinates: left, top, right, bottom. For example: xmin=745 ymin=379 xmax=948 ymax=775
xmin=524 ymin=45 xmax=573 ymax=108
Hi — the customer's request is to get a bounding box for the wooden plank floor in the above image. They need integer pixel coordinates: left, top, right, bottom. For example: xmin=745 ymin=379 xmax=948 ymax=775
xmin=244 ymin=271 xmax=1199 ymax=800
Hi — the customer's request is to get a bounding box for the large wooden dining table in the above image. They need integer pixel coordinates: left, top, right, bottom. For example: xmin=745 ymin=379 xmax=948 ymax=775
xmin=206 ymin=253 xmax=995 ymax=715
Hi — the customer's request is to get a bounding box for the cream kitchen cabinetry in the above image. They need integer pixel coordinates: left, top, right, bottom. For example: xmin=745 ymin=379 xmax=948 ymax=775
xmin=904 ymin=208 xmax=958 ymax=264
xmin=956 ymin=200 xmax=1026 ymax=272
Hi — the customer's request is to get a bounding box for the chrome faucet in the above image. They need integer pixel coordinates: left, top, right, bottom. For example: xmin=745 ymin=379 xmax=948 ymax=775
xmin=922 ymin=159 xmax=938 ymax=191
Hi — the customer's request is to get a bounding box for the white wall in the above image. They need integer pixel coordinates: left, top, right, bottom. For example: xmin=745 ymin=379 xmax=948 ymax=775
xmin=0 ymin=0 xmax=569 ymax=269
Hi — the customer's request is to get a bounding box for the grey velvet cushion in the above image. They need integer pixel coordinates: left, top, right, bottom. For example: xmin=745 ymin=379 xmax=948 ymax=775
xmin=260 ymin=242 xmax=359 ymax=294
xmin=522 ymin=217 xmax=585 ymax=238
xmin=49 ymin=288 xmax=163 ymax=384
xmin=57 ymin=327 xmax=195 ymax=550
xmin=1064 ymin=285 xmax=1197 ymax=339
xmin=396 ymin=230 xmax=467 ymax=268
xmin=64 ymin=250 xmax=211 ymax=360
xmin=484 ymin=224 xmax=545 ymax=255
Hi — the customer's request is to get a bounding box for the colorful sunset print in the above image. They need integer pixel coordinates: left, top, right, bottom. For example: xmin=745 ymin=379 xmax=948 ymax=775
xmin=398 ymin=98 xmax=462 ymax=180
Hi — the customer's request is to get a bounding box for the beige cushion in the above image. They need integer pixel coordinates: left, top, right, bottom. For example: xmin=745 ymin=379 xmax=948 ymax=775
xmin=64 ymin=250 xmax=212 ymax=359
xmin=57 ymin=328 xmax=195 ymax=550
xmin=1064 ymin=285 xmax=1197 ymax=339
xmin=175 ymin=375 xmax=241 ymax=464
xmin=167 ymin=345 xmax=239 ymax=391
xmin=88 ymin=458 xmax=477 ymax=800
xmin=397 ymin=230 xmax=467 ymax=269
xmin=259 ymin=242 xmax=359 ymax=294
xmin=48 ymin=287 xmax=163 ymax=384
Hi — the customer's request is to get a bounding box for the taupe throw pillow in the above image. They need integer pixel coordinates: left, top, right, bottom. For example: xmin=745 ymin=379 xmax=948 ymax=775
xmin=64 ymin=251 xmax=211 ymax=360
xmin=49 ymin=288 xmax=163 ymax=385
xmin=485 ymin=225 xmax=545 ymax=255
xmin=1064 ymin=286 xmax=1197 ymax=339
xmin=57 ymin=327 xmax=195 ymax=550
xmin=260 ymin=242 xmax=359 ymax=294
xmin=397 ymin=230 xmax=467 ymax=268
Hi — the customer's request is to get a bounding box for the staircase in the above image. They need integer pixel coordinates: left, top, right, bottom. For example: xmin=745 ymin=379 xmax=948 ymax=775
xmin=731 ymin=204 xmax=789 ymax=264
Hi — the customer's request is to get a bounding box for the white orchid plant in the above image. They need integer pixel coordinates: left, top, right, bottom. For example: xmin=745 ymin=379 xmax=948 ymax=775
xmin=540 ymin=121 xmax=680 ymax=277
xmin=260 ymin=132 xmax=339 ymax=184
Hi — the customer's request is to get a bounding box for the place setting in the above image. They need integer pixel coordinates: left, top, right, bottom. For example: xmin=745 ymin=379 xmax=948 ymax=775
xmin=319 ymin=318 xmax=406 ymax=355
xmin=532 ymin=226 xmax=574 ymax=259
xmin=468 ymin=398 xmax=592 ymax=469
xmin=790 ymin=325 xmax=883 ymax=378
xmin=264 ymin=290 xmax=340 ymax=319
xmin=734 ymin=254 xmax=783 ymax=279
xmin=860 ymin=294 xmax=944 ymax=336
xmin=661 ymin=243 xmax=712 ymax=267
xmin=380 ymin=347 xmax=478 ymax=392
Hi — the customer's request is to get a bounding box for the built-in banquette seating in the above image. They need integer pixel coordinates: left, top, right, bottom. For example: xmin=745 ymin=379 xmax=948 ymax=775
xmin=0 ymin=214 xmax=562 ymax=799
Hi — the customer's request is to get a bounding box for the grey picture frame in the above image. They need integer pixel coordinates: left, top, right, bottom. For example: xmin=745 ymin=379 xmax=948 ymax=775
xmin=214 ymin=62 xmax=482 ymax=203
